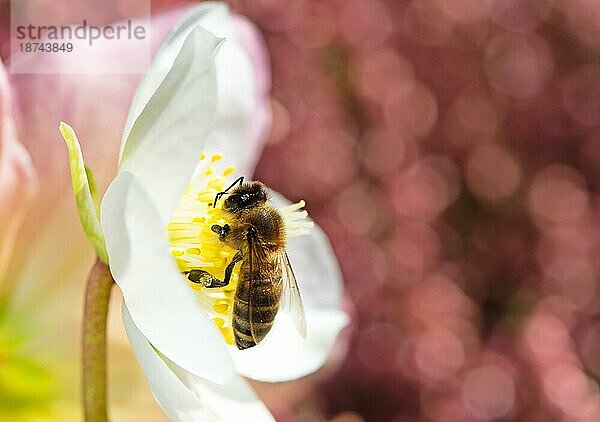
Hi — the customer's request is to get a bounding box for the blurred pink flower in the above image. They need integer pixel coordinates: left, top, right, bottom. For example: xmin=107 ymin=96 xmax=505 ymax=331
xmin=0 ymin=58 xmax=37 ymax=282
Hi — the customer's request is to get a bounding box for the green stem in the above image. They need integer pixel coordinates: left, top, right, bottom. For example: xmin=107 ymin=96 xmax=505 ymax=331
xmin=82 ymin=259 xmax=114 ymax=422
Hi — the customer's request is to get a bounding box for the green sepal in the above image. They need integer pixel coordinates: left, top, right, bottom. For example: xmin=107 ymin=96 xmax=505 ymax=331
xmin=59 ymin=122 xmax=109 ymax=263
xmin=84 ymin=165 xmax=100 ymax=217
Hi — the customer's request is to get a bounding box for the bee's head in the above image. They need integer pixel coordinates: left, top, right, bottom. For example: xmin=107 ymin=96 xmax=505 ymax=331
xmin=223 ymin=181 xmax=268 ymax=213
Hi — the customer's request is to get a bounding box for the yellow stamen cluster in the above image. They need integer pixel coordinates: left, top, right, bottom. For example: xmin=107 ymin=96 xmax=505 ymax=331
xmin=167 ymin=153 xmax=313 ymax=345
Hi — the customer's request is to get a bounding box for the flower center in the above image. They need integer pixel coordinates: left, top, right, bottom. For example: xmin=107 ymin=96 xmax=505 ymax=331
xmin=167 ymin=153 xmax=312 ymax=345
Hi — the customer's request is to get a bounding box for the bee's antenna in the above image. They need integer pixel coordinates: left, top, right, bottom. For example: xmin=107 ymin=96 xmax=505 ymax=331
xmin=213 ymin=176 xmax=244 ymax=207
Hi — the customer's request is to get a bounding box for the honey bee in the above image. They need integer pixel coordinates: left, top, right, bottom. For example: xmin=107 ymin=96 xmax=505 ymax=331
xmin=186 ymin=177 xmax=307 ymax=350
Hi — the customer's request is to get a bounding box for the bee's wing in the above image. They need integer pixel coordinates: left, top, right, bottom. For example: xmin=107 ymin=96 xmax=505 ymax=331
xmin=247 ymin=235 xmax=260 ymax=345
xmin=247 ymin=236 xmax=280 ymax=345
xmin=278 ymin=251 xmax=307 ymax=339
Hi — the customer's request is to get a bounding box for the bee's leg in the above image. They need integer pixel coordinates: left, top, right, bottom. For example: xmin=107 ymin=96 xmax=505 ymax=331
xmin=223 ymin=252 xmax=243 ymax=284
xmin=185 ymin=270 xmax=228 ymax=288
xmin=211 ymin=223 xmax=230 ymax=242
xmin=213 ymin=176 xmax=244 ymax=207
xmin=184 ymin=253 xmax=242 ymax=288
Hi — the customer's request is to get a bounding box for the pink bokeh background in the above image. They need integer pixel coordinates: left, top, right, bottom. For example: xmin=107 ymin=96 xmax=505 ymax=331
xmin=239 ymin=1 xmax=600 ymax=420
xmin=3 ymin=0 xmax=600 ymax=420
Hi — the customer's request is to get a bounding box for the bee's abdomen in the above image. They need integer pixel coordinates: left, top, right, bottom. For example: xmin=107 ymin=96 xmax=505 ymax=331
xmin=233 ymin=277 xmax=283 ymax=350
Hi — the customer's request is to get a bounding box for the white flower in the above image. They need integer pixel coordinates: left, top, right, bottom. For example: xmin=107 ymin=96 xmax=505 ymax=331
xmin=61 ymin=3 xmax=347 ymax=421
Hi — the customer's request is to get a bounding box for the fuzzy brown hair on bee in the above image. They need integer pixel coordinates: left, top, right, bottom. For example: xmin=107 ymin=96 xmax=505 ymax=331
xmin=187 ymin=177 xmax=306 ymax=350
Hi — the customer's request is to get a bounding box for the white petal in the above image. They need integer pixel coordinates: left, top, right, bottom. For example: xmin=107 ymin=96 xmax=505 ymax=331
xmin=193 ymin=7 xmax=265 ymax=176
xmin=232 ymin=15 xmax=273 ymax=175
xmin=276 ymin=198 xmax=345 ymax=313
xmin=101 ymin=172 xmax=233 ymax=382
xmin=232 ymin=192 xmax=349 ymax=382
xmin=121 ymin=4 xmax=263 ymax=178
xmin=124 ymin=307 xmax=274 ymax=422
xmin=232 ymin=309 xmax=348 ymax=383
xmin=121 ymin=3 xmax=227 ymax=147
xmin=119 ymin=21 xmax=222 ymax=223
xmin=122 ymin=306 xmax=214 ymax=421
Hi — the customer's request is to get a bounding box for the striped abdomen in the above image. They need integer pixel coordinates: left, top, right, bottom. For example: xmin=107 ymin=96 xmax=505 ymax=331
xmin=233 ymin=261 xmax=283 ymax=350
